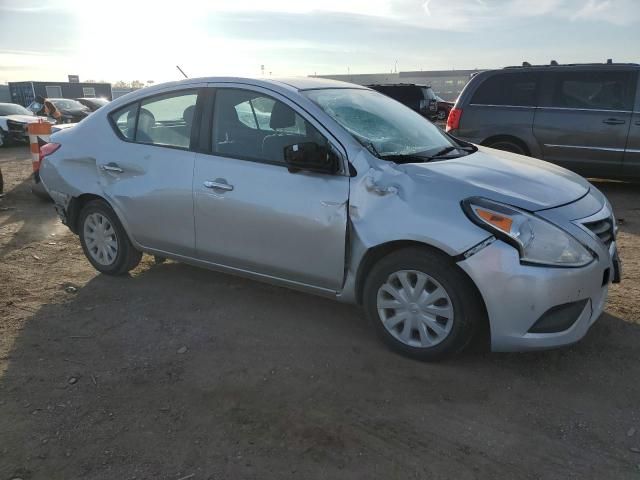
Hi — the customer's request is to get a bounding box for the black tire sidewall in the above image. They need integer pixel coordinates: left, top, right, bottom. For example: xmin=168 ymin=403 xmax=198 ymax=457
xmin=78 ymin=200 xmax=135 ymax=275
xmin=363 ymin=248 xmax=480 ymax=361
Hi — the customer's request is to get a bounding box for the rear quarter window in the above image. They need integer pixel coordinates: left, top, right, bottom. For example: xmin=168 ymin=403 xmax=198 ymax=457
xmin=110 ymin=103 xmax=138 ymax=140
xmin=471 ymin=72 xmax=540 ymax=107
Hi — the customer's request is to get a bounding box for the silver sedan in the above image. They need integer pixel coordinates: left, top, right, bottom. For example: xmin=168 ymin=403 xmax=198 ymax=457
xmin=39 ymin=77 xmax=621 ymax=360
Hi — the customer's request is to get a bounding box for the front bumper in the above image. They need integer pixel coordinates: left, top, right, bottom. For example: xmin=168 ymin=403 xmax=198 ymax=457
xmin=458 ymin=238 xmax=616 ymax=352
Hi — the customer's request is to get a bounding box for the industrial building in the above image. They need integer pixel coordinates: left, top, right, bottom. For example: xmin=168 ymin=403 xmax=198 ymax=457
xmin=7 ymin=81 xmax=112 ymax=107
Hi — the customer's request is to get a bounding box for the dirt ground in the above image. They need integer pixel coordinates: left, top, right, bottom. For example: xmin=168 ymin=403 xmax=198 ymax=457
xmin=1 ymin=146 xmax=639 ymax=480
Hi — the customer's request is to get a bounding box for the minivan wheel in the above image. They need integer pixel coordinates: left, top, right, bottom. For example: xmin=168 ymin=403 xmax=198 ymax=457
xmin=486 ymin=140 xmax=526 ymax=155
xmin=363 ymin=248 xmax=482 ymax=361
xmin=79 ymin=200 xmax=142 ymax=275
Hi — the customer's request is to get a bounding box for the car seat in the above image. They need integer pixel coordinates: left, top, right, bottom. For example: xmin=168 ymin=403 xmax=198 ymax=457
xmin=262 ymin=102 xmax=308 ymax=162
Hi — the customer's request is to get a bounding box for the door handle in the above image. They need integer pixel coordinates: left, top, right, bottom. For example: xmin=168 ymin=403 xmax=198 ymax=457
xmin=204 ymin=180 xmax=234 ymax=192
xmin=603 ymin=118 xmax=626 ymax=125
xmin=635 ymin=121 xmax=640 ymax=126
xmin=100 ymin=163 xmax=124 ymax=173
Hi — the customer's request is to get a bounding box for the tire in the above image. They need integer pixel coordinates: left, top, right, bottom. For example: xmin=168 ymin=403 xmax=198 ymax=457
xmin=486 ymin=139 xmax=527 ymax=155
xmin=437 ymin=109 xmax=447 ymax=121
xmin=78 ymin=199 xmax=142 ymax=275
xmin=363 ymin=247 xmax=484 ymax=361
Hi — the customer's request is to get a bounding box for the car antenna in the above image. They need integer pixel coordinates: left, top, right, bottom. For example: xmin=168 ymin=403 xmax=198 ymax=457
xmin=176 ymin=65 xmax=189 ymax=79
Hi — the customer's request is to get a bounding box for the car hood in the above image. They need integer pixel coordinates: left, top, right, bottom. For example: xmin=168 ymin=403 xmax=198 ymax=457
xmin=401 ymin=146 xmax=591 ymax=211
xmin=4 ymin=114 xmax=40 ymax=123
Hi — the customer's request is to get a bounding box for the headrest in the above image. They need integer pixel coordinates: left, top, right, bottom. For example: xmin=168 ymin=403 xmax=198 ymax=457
xmin=269 ymin=101 xmax=296 ymax=129
xmin=183 ymin=105 xmax=195 ymax=125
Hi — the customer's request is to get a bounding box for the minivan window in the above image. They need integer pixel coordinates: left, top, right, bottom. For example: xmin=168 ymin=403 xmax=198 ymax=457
xmin=550 ymin=71 xmax=635 ymax=111
xmin=471 ymin=72 xmax=540 ymax=107
xmin=138 ymin=91 xmax=198 ymax=148
xmin=304 ymin=88 xmax=456 ymax=158
xmin=212 ymin=88 xmax=326 ymax=164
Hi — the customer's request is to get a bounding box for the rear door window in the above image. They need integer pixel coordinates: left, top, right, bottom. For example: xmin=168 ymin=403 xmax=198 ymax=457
xmin=138 ymin=91 xmax=198 ymax=148
xmin=550 ymin=71 xmax=636 ymax=111
xmin=471 ymin=72 xmax=540 ymax=107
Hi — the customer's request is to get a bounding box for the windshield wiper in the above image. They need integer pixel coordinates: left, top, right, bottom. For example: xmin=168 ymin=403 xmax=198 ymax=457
xmin=379 ymin=145 xmax=477 ymax=165
xmin=426 ymin=146 xmax=459 ymax=159
xmin=379 ymin=153 xmax=433 ymax=164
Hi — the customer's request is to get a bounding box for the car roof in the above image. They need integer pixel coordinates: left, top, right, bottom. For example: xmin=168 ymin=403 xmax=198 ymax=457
xmin=272 ymin=77 xmax=364 ymax=90
xmin=125 ymin=76 xmax=366 ymax=94
xmin=502 ymin=62 xmax=640 ymax=71
xmin=368 ymin=83 xmax=431 ymax=88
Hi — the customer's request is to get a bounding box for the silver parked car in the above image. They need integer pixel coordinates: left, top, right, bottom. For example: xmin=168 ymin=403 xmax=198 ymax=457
xmin=39 ymin=77 xmax=621 ymax=360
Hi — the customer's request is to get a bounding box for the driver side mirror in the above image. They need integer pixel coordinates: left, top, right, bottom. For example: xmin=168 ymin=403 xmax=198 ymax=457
xmin=284 ymin=142 xmax=340 ymax=175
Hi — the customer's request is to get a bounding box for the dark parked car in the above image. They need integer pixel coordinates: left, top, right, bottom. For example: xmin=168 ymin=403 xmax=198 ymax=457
xmin=27 ymin=98 xmax=91 ymax=123
xmin=435 ymin=95 xmax=454 ymax=121
xmin=367 ymin=84 xmax=438 ymax=120
xmin=447 ymin=61 xmax=640 ymax=180
xmin=75 ymin=97 xmax=109 ymax=112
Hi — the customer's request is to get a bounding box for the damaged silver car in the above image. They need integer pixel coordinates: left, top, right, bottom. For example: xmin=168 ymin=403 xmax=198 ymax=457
xmin=38 ymin=77 xmax=621 ymax=360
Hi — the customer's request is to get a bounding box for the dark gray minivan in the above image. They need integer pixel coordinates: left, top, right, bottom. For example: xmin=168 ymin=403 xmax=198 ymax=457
xmin=447 ymin=62 xmax=640 ymax=180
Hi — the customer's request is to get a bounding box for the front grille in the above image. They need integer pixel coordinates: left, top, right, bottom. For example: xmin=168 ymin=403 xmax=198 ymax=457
xmin=583 ymin=217 xmax=614 ymax=247
xmin=6 ymin=120 xmax=26 ymax=133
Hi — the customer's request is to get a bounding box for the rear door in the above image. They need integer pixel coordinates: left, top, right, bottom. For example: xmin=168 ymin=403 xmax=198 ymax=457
xmin=192 ymin=84 xmax=349 ymax=291
xmin=623 ymin=72 xmax=640 ymax=179
xmin=99 ymin=87 xmax=202 ymax=256
xmin=533 ymin=69 xmax=635 ymax=177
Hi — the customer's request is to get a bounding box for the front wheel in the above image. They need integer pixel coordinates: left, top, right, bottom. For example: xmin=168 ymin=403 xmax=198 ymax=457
xmin=78 ymin=200 xmax=142 ymax=275
xmin=363 ymin=248 xmax=484 ymax=361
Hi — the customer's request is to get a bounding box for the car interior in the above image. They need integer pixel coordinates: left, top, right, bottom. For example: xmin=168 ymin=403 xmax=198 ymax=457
xmin=212 ymin=92 xmax=324 ymax=163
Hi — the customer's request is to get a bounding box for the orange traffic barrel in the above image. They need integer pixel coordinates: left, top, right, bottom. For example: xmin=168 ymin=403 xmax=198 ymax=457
xmin=28 ymin=120 xmax=53 ymax=173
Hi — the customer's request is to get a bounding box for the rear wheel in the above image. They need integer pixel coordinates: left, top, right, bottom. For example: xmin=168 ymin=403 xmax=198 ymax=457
xmin=78 ymin=200 xmax=141 ymax=275
xmin=485 ymin=139 xmax=527 ymax=155
xmin=437 ymin=109 xmax=447 ymax=121
xmin=363 ymin=248 xmax=483 ymax=361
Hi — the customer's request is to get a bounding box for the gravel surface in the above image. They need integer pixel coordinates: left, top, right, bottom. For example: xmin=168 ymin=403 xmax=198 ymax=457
xmin=1 ymin=147 xmax=639 ymax=479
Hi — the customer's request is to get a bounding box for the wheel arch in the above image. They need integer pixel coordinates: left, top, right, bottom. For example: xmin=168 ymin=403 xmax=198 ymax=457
xmin=67 ymin=193 xmax=111 ymax=234
xmin=354 ymin=239 xmax=491 ymax=345
xmin=481 ymin=135 xmax=531 ymax=156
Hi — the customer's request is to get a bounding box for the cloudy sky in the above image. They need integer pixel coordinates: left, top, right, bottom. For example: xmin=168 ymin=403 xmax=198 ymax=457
xmin=0 ymin=0 xmax=638 ymax=84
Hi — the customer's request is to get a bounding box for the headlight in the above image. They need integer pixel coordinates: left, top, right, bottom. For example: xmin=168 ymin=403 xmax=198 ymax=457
xmin=462 ymin=197 xmax=594 ymax=267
